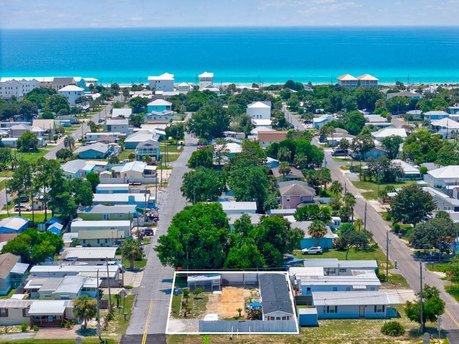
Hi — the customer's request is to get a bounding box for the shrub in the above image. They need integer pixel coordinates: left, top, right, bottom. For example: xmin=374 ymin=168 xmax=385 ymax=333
xmin=381 ymin=321 xmax=405 ymax=337
xmin=21 ymin=322 xmax=28 ymax=332
xmin=192 ymin=288 xmax=204 ymax=295
xmin=33 ymin=325 xmax=39 ymax=332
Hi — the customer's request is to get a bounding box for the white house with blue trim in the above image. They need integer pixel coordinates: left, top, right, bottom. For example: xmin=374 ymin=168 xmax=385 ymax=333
xmin=0 ymin=217 xmax=29 ymax=234
xmin=424 ymin=110 xmax=450 ymax=121
xmin=147 ymin=99 xmax=173 ymax=113
xmin=313 ymin=115 xmax=335 ymax=129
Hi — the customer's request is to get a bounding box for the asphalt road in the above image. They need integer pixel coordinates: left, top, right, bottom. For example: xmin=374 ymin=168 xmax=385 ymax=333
xmin=44 ymin=98 xmax=117 ymax=160
xmin=284 ymin=107 xmax=459 ymax=341
xmin=123 ymin=133 xmax=197 ymax=344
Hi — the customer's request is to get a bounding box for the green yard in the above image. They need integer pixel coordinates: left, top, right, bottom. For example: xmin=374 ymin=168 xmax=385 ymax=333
xmin=122 ymin=257 xmax=147 ymax=270
xmin=294 ymin=245 xmax=387 ymax=262
xmin=13 ymin=149 xmax=48 ymax=164
xmin=117 ymin=149 xmax=135 ymax=161
xmin=351 ymin=180 xmax=415 ymax=200
xmin=0 ymin=212 xmax=48 ymax=223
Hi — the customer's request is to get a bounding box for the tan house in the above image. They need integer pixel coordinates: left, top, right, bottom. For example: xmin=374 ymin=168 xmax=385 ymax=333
xmin=258 ymin=131 xmax=288 ymax=148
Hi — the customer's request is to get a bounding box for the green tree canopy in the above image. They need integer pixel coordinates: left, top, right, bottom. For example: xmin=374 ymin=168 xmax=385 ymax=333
xmin=17 ymin=132 xmax=39 ymax=152
xmin=390 ymin=184 xmax=436 ymax=226
xmin=294 ymin=205 xmax=332 ymax=223
xmin=402 ymin=130 xmax=445 ymax=164
xmin=187 ymin=103 xmax=229 ymax=140
xmin=181 ymin=167 xmax=225 ymax=203
xmin=405 ymin=285 xmax=445 ymax=325
xmin=188 ymin=146 xmax=214 ymax=168
xmin=382 ymin=135 xmax=404 ymax=159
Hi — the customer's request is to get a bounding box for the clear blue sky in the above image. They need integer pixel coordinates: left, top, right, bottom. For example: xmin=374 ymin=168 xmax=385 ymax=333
xmin=1 ymin=0 xmax=458 ymax=29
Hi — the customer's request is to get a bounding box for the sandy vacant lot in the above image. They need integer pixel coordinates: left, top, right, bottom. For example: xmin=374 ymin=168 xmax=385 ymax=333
xmin=205 ymin=287 xmax=253 ymax=319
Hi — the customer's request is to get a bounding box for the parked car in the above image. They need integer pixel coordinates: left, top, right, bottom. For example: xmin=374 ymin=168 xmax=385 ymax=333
xmin=302 ymin=246 xmax=323 ymax=255
xmin=14 ymin=204 xmax=31 ymax=212
xmin=331 ymin=149 xmax=348 ymax=157
xmin=142 ymin=228 xmax=154 ymax=236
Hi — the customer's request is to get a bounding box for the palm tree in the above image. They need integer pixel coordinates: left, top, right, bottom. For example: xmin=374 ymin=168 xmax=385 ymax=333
xmin=278 ymin=162 xmax=291 ymax=177
xmin=329 ymin=181 xmax=343 ymax=196
xmin=339 ymin=138 xmax=350 ymax=160
xmin=308 ymin=220 xmax=327 ymax=246
xmin=344 ymin=192 xmax=356 ymax=221
xmin=73 ymin=295 xmax=97 ymax=329
xmin=354 ymin=218 xmax=363 ymax=231
xmin=121 ymin=238 xmax=143 ymax=270
xmin=277 ymin=146 xmax=291 ymax=162
xmin=64 ymin=135 xmax=75 ymax=150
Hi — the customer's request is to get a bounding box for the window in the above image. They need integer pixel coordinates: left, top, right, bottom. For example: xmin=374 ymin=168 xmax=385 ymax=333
xmin=339 ymin=268 xmax=346 ymax=273
xmin=374 ymin=305 xmax=385 ymax=313
xmin=276 ymin=317 xmax=281 ymax=320
xmin=326 ymin=306 xmax=337 ymax=314
xmin=0 ymin=308 xmax=8 ymax=317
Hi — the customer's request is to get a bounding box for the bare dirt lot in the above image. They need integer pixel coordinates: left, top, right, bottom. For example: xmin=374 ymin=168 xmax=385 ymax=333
xmin=205 ymin=287 xmax=254 ymax=319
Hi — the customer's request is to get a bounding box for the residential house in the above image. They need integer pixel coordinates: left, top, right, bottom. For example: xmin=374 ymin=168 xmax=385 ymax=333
xmin=313 ymin=115 xmax=335 ymax=129
xmin=57 ymin=85 xmax=84 ymax=105
xmin=9 ymin=124 xmax=30 ymax=138
xmin=124 ymin=130 xmax=158 ymax=149
xmin=312 ymin=291 xmax=400 ymax=319
xmin=147 ymin=99 xmax=173 ymax=113
xmin=111 ymin=108 xmax=133 ymax=119
xmin=92 ymin=193 xmax=155 ymax=209
xmin=61 ymin=159 xmax=107 ymax=179
xmin=214 ymin=142 xmax=242 ymax=160
xmin=247 ymin=101 xmax=272 ymax=120
xmin=424 ymin=110 xmax=450 ymax=121
xmin=290 ymin=269 xmax=381 ymax=296
xmin=251 ymin=119 xmax=273 ymax=128
xmin=431 ymin=118 xmax=459 ymax=139
xmin=148 ymin=73 xmax=175 ymax=92
xmin=177 ymin=82 xmax=192 ymax=94
xmin=145 ymin=110 xmax=174 ymax=122
xmin=364 ymin=115 xmax=390 ymax=128
xmin=52 ymin=77 xmax=75 ymax=91
xmin=278 ymin=181 xmax=316 ymax=209
xmin=73 ymin=142 xmax=111 ymax=159
xmin=112 ymin=161 xmax=157 ymax=181
xmin=198 ymin=72 xmax=214 ymax=89
xmin=70 ymin=220 xmax=132 ymax=238
xmin=386 ymin=90 xmax=422 ymax=100
xmin=291 ymin=221 xmax=335 ymax=249
xmin=357 ymin=74 xmax=379 ymax=88
xmin=337 ymin=74 xmax=359 ymax=88
xmin=259 ymin=273 xmax=295 ymax=321
xmin=0 ymin=253 xmax=28 ymax=295
xmin=302 ymin=259 xmax=378 ymax=276
xmin=95 ymin=184 xmax=130 ymax=194
xmin=61 ymin=247 xmax=117 ymax=263
xmin=405 ymin=109 xmax=422 ymax=120
xmin=424 ymin=165 xmax=459 ymax=188
xmin=77 ymin=230 xmax=126 ymax=247
xmin=424 ymin=187 xmax=459 ymax=212
xmin=220 ymin=201 xmax=257 ymax=215
xmin=77 ymin=204 xmax=137 ymax=221
xmin=85 ymin=132 xmax=121 ymax=142
xmin=32 ymin=119 xmax=55 ymax=134
xmin=0 ymin=217 xmax=29 ymax=234
xmin=448 ymin=104 xmax=459 ymax=115
xmin=105 ymin=118 xmax=130 ymax=134
xmin=24 ymin=275 xmax=99 ymax=300
xmin=271 ymin=166 xmax=305 ymax=182
xmin=136 ymin=140 xmax=161 ymax=161
xmin=227 ymin=213 xmax=262 ymax=229
xmin=371 ymin=128 xmax=407 ymax=142
xmin=391 ymin=159 xmax=421 ymax=180
xmin=258 ymin=131 xmax=288 ymax=149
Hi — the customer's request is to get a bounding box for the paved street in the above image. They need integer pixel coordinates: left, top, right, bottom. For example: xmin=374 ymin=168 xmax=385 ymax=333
xmin=284 ymin=108 xmax=459 ymax=340
xmin=123 ymin=133 xmax=197 ymax=344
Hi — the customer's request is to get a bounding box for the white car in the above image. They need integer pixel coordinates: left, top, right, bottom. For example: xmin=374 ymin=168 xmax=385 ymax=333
xmin=301 ymin=246 xmax=323 ymax=255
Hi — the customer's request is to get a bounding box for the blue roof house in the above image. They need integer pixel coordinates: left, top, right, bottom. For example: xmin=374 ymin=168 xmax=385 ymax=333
xmin=73 ymin=143 xmax=110 ymax=159
xmin=313 ymin=115 xmax=334 ymax=129
xmin=147 ymin=99 xmax=172 ymax=113
xmin=47 ymin=223 xmax=64 ymax=236
xmin=0 ymin=217 xmax=29 ymax=234
xmin=424 ymin=110 xmax=450 ymax=121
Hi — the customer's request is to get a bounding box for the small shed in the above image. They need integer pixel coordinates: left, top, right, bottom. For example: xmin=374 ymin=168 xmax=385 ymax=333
xmin=298 ymin=307 xmax=318 ymax=327
xmin=187 ymin=274 xmax=221 ymax=292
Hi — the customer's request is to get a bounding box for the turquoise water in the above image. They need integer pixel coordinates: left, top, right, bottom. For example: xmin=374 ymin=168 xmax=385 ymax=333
xmin=1 ymin=27 xmax=459 ymax=84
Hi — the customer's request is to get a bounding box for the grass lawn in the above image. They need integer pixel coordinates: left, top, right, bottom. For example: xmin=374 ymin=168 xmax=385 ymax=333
xmin=162 ymin=153 xmax=180 ymax=163
xmin=176 ymin=293 xmax=209 ymax=319
xmin=294 ymin=245 xmax=387 ymax=263
xmin=171 ymin=294 xmax=182 ymax=317
xmin=445 ymin=285 xmax=459 ymax=302
xmin=117 ymin=149 xmax=135 ymax=161
xmin=122 ymin=257 xmax=147 ymax=270
xmin=102 ymin=295 xmax=135 ymax=340
xmin=0 ymin=170 xmax=13 ymax=178
xmin=14 ymin=149 xmax=48 ymax=164
xmin=351 ymin=180 xmax=415 ymax=200
xmin=382 ymin=273 xmax=410 ymax=289
xmin=160 ymin=144 xmax=182 ymax=153
xmin=0 ymin=212 xmax=47 ymax=223
xmin=167 ymin=306 xmax=440 ymax=344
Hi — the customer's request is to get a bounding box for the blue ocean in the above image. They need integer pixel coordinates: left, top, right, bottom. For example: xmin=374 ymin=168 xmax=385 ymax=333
xmin=1 ymin=27 xmax=459 ymax=84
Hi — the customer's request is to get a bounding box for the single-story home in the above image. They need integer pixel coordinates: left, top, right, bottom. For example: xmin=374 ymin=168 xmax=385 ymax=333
xmin=278 ymin=181 xmax=316 ymax=209
xmin=312 ymin=291 xmax=400 ymax=319
xmin=271 ymin=166 xmax=305 ymax=182
xmin=0 ymin=217 xmax=29 ymax=234
xmin=61 ymin=247 xmax=117 ymax=263
xmin=96 ymin=184 xmax=130 ymax=194
xmin=70 ymin=219 xmax=131 ymax=238
xmin=24 ymin=275 xmax=99 ymax=300
xmin=111 ymin=108 xmax=132 ymax=119
xmin=302 ymin=259 xmax=378 ymax=276
xmin=77 ymin=229 xmax=126 ymax=247
xmin=147 ymin=99 xmax=172 ymax=112
xmin=371 ymin=128 xmax=407 ymax=142
xmin=424 ymin=165 xmax=459 ymax=188
xmin=258 ymin=131 xmax=288 ymax=149
xmin=77 ymin=204 xmax=137 ymax=221
xmin=61 ymin=159 xmax=107 ymax=179
xmin=259 ymin=273 xmax=295 ymax=321
xmin=391 ymin=159 xmax=421 ymax=180
xmin=291 ymin=221 xmax=336 ymax=249
xmin=145 ymin=110 xmax=175 ymax=122
xmin=92 ymin=193 xmax=155 ymax=209
xmin=112 ymin=161 xmax=157 ymax=181
xmin=0 ymin=253 xmax=28 ymax=295
xmin=364 ymin=115 xmax=390 ymax=128
xmin=424 ymin=110 xmax=449 ymax=121
xmin=220 ymin=201 xmax=257 ymax=215
xmin=73 ymin=142 xmax=110 ymax=159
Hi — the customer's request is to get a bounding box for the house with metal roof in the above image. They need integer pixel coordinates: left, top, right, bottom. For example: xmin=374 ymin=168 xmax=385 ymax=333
xmin=147 ymin=99 xmax=173 ymax=112
xmin=105 ymin=118 xmax=131 ymax=134
xmin=111 ymin=108 xmax=133 ymax=119
xmin=61 ymin=159 xmax=107 ymax=179
xmin=299 ymin=259 xmax=378 ymax=276
xmin=259 ymin=273 xmax=295 ymax=321
xmin=0 ymin=253 xmax=29 ymax=295
xmin=424 ymin=165 xmax=459 ymax=188
xmin=73 ymin=142 xmax=111 ymax=159
xmin=220 ymin=201 xmax=257 ymax=215
xmin=25 ymin=275 xmax=99 ymax=299
xmin=71 ymin=219 xmax=131 ymax=237
xmin=247 ymin=101 xmax=271 ymax=120
xmin=93 ymin=192 xmax=154 ymax=208
xmin=28 ymin=300 xmax=74 ymax=327
xmin=371 ymin=127 xmax=407 ymax=142
xmin=77 ymin=204 xmax=137 ymax=221
xmin=96 ymin=184 xmax=130 ymax=194
xmin=61 ymin=247 xmax=117 ymax=263
xmin=124 ymin=130 xmax=159 ymax=149
xmin=312 ymin=291 xmax=400 ymax=319
xmin=431 ymin=118 xmax=459 ymax=139
xmin=0 ymin=217 xmax=29 ymax=234
xmin=424 ymin=110 xmax=450 ymax=121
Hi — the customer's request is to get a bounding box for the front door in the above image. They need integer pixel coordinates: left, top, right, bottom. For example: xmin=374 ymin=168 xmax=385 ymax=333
xmin=359 ymin=305 xmax=365 ymax=318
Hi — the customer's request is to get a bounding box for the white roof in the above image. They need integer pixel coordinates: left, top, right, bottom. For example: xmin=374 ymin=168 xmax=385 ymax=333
xmin=78 ymin=204 xmax=137 ymax=215
xmin=248 ymin=101 xmax=271 ymax=109
xmin=392 ymin=159 xmax=420 ymax=174
xmin=220 ymin=201 xmax=257 ymax=212
xmin=338 ymin=74 xmax=358 ymax=81
xmin=427 ymin=165 xmax=459 ymax=179
xmin=28 ymin=300 xmax=69 ymax=315
xmin=251 ymin=126 xmax=275 ymax=134
xmin=431 ymin=118 xmax=459 ymax=129
xmin=63 ymin=247 xmax=117 ymax=260
xmin=71 ymin=220 xmax=131 ymax=229
xmin=251 ymin=119 xmax=272 ymax=126
xmin=199 ymin=72 xmax=214 ymax=78
xmin=215 ymin=142 xmax=242 ymax=154
xmin=298 ymin=270 xmax=380 ymax=287
xmin=54 ymin=275 xmax=86 ymax=294
xmin=58 ymin=85 xmax=84 ymax=92
xmin=313 ymin=291 xmax=400 ymax=307
xmin=364 ymin=114 xmax=387 ymax=123
xmin=178 ymin=82 xmax=191 ymax=87
xmin=125 ymin=130 xmax=158 ymax=144
xmin=148 ymin=99 xmax=172 ymax=106
xmin=425 ymin=110 xmax=449 ymax=116
xmin=31 ymin=264 xmax=119 ymax=275
xmin=357 ymin=74 xmax=379 ymax=81
xmin=372 ymin=128 xmax=407 ymax=139
xmin=93 ymin=193 xmax=152 ymax=203
xmin=74 ymin=142 xmax=109 ymax=154
xmin=111 ymin=108 xmax=133 ymax=118
xmin=289 ymin=267 xmax=325 ymax=277
xmin=0 ymin=217 xmax=28 ymax=231
xmin=106 ymin=118 xmax=129 ymax=126
xmin=313 ymin=115 xmax=334 ymax=123
xmin=148 ymin=73 xmax=174 ymax=81
xmin=120 ymin=161 xmax=147 ymax=173
xmin=303 ymin=258 xmax=378 ymax=269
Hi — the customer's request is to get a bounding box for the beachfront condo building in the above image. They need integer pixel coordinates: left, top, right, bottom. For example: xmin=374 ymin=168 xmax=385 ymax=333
xmin=148 ymin=73 xmax=175 ymax=92
xmin=198 ymin=72 xmax=214 ymax=89
xmin=338 ymin=74 xmax=378 ymax=88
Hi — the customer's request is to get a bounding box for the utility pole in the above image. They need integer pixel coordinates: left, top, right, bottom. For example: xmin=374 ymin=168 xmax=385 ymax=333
xmin=363 ymin=201 xmax=368 ymax=231
xmin=420 ymin=261 xmax=424 ymax=333
xmin=106 ymin=258 xmax=113 ymax=313
xmin=96 ymin=269 xmax=101 ymax=342
xmin=386 ymin=230 xmax=390 ymax=282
